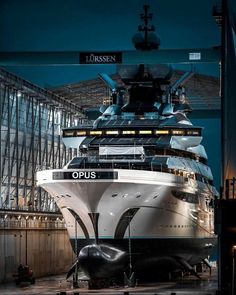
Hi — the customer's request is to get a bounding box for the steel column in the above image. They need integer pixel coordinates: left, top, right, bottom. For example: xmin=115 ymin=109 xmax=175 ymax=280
xmin=15 ymin=90 xmax=19 ymax=208
xmin=38 ymin=102 xmax=42 ymax=210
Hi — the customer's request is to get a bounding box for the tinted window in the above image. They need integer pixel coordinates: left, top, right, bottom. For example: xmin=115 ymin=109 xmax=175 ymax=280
xmin=172 ymin=190 xmax=199 ymax=204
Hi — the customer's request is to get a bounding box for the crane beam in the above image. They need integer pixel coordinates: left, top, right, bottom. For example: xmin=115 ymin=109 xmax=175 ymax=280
xmin=0 ymin=47 xmax=220 ymax=66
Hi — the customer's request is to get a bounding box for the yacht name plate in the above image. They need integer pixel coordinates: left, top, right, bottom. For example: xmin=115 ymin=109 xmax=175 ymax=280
xmin=52 ymin=171 xmax=118 ymax=180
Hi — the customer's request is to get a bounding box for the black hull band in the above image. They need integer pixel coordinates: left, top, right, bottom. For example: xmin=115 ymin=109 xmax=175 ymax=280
xmin=70 ymin=236 xmax=217 ymax=266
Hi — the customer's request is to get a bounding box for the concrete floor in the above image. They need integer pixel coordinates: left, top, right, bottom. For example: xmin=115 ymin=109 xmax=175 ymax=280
xmin=0 ymin=268 xmax=218 ymax=295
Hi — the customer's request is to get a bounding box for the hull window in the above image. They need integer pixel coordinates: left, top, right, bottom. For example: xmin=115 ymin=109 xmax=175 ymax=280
xmin=172 ymin=190 xmax=199 ymax=204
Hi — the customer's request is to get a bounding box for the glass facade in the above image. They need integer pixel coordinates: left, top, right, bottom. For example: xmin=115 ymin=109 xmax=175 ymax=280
xmin=0 ymin=68 xmax=82 ymax=212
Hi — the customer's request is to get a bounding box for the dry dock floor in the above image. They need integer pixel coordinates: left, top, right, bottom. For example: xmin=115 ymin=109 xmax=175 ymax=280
xmin=0 ymin=268 xmax=218 ymax=295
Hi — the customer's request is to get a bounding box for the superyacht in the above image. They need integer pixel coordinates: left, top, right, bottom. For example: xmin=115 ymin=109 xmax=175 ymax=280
xmin=37 ymin=64 xmax=218 ymax=285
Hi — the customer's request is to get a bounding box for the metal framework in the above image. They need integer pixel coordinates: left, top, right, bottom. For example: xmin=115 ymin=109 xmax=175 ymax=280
xmin=0 ymin=68 xmax=83 ymax=212
xmin=52 ymin=69 xmax=220 ymax=113
xmin=0 ymin=65 xmax=221 ymax=212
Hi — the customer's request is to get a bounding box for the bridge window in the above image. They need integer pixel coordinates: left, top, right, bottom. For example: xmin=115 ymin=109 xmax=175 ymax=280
xmin=63 ymin=130 xmax=74 ymax=137
xmin=90 ymin=131 xmax=102 ymax=135
xmin=187 ymin=130 xmax=200 ymax=135
xmin=172 ymin=130 xmax=184 ymax=135
xmin=63 ymin=127 xmax=202 ymax=138
xmin=139 ymin=130 xmax=152 ymax=134
xmin=122 ymin=130 xmax=136 ymax=135
xmin=106 ymin=130 xmax=119 ymax=135
xmin=77 ymin=131 xmax=86 ymax=136
xmin=155 ymin=130 xmax=169 ymax=135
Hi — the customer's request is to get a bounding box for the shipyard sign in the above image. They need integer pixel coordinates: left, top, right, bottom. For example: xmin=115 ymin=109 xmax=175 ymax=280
xmin=53 ymin=171 xmax=118 ymax=180
xmin=79 ymin=52 xmax=122 ymax=64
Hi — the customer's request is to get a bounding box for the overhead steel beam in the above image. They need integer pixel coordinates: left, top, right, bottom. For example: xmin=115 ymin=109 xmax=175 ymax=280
xmin=0 ymin=47 xmax=221 ymax=66
xmin=170 ymin=71 xmax=195 ymax=92
xmin=0 ymin=68 xmax=85 ymax=116
xmin=98 ymin=73 xmax=117 ymax=90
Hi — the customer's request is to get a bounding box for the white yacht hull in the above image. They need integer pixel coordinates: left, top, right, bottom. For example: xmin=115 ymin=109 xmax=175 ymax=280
xmin=37 ymin=168 xmax=216 ymax=278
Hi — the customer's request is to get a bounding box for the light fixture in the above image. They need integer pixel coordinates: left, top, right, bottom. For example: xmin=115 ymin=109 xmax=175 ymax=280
xmin=122 ymin=130 xmax=135 ymax=135
xmin=106 ymin=130 xmax=119 ymax=135
xmin=156 ymin=130 xmax=169 ymax=135
xmin=90 ymin=130 xmax=102 ymax=135
xmin=139 ymin=130 xmax=152 ymax=134
xmin=77 ymin=131 xmax=86 ymax=136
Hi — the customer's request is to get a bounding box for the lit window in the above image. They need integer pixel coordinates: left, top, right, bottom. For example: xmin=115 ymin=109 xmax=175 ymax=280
xmin=64 ymin=131 xmax=74 ymax=137
xmin=106 ymin=130 xmax=119 ymax=135
xmin=90 ymin=130 xmax=103 ymax=135
xmin=187 ymin=130 xmax=199 ymax=135
xmin=172 ymin=130 xmax=184 ymax=135
xmin=76 ymin=131 xmax=86 ymax=136
xmin=139 ymin=130 xmax=152 ymax=134
xmin=189 ymin=52 xmax=201 ymax=60
xmin=122 ymin=130 xmax=136 ymax=135
xmin=155 ymin=130 xmax=169 ymax=135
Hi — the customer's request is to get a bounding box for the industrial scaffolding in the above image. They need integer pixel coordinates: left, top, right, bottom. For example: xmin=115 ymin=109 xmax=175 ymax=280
xmin=0 ymin=68 xmax=84 ymax=212
xmin=0 ymin=66 xmax=220 ymax=212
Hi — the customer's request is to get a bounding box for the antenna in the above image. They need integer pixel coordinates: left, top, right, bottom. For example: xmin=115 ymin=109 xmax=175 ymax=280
xmin=133 ymin=5 xmax=160 ymax=50
xmin=139 ymin=5 xmax=155 ymax=47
